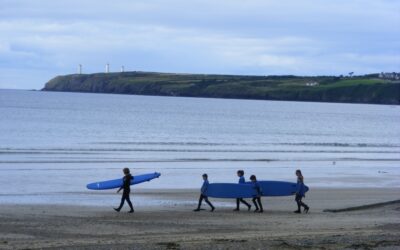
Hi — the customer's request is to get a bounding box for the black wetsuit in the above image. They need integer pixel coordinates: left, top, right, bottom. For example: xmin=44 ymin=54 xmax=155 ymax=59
xmin=195 ymin=180 xmax=215 ymax=211
xmin=252 ymin=181 xmax=263 ymax=212
xmin=116 ymin=174 xmax=134 ymax=211
xmin=295 ymin=177 xmax=309 ymax=212
xmin=236 ymin=176 xmax=251 ymax=210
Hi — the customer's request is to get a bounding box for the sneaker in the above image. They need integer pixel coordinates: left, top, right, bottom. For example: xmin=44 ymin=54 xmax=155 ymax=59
xmin=294 ymin=210 xmax=301 ymax=214
xmin=304 ymin=207 xmax=309 ymax=214
xmin=248 ymin=205 xmax=252 ymax=211
xmin=113 ymin=208 xmax=120 ymax=212
xmin=128 ymin=210 xmax=134 ymax=213
xmin=253 ymin=209 xmax=259 ymax=213
xmin=193 ymin=209 xmax=200 ymax=212
xmin=259 ymin=210 xmax=264 ymax=213
xmin=233 ymin=208 xmax=239 ymax=211
xmin=211 ymin=207 xmax=215 ymax=212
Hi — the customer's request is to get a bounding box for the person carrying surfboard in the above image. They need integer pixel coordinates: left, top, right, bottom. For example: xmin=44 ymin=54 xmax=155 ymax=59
xmin=193 ymin=173 xmax=215 ymax=212
xmin=234 ymin=170 xmax=251 ymax=211
xmin=114 ymin=167 xmax=134 ymax=213
xmin=294 ymin=169 xmax=309 ymax=214
xmin=250 ymin=175 xmax=263 ymax=213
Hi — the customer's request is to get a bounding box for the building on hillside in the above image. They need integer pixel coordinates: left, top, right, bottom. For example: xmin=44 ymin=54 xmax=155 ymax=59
xmin=306 ymin=82 xmax=319 ymax=86
xmin=379 ymin=72 xmax=400 ymax=80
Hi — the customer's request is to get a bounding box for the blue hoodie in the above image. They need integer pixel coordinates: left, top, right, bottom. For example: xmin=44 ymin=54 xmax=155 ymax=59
xmin=238 ymin=176 xmax=245 ymax=184
xmin=201 ymin=179 xmax=209 ymax=195
xmin=252 ymin=181 xmax=262 ymax=197
xmin=296 ymin=177 xmax=306 ymax=197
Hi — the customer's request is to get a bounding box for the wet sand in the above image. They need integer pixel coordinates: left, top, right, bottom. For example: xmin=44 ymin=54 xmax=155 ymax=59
xmin=0 ymin=188 xmax=399 ymax=249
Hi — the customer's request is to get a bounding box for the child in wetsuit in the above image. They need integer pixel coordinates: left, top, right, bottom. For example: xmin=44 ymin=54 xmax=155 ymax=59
xmin=294 ymin=169 xmax=309 ymax=214
xmin=114 ymin=167 xmax=134 ymax=213
xmin=234 ymin=170 xmax=251 ymax=211
xmin=193 ymin=173 xmax=215 ymax=212
xmin=250 ymin=175 xmax=263 ymax=213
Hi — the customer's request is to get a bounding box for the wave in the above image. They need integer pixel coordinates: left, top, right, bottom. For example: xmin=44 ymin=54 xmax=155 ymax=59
xmin=1 ymin=148 xmax=399 ymax=154
xmin=0 ymin=158 xmax=399 ymax=164
xmin=277 ymin=142 xmax=400 ymax=148
xmin=0 ymin=149 xmax=400 ymax=155
xmin=0 ymin=151 xmax=110 ymax=155
xmin=91 ymin=141 xmax=400 ymax=148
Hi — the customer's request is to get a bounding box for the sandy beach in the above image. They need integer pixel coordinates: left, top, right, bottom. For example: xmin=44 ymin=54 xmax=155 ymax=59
xmin=0 ymin=188 xmax=399 ymax=249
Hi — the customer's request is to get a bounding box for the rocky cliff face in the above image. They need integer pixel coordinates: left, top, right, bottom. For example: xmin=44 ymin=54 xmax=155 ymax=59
xmin=42 ymin=72 xmax=400 ymax=105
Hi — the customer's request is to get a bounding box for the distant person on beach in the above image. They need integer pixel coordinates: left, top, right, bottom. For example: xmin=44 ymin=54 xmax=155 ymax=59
xmin=114 ymin=167 xmax=134 ymax=213
xmin=250 ymin=175 xmax=263 ymax=213
xmin=234 ymin=170 xmax=251 ymax=211
xmin=294 ymin=169 xmax=309 ymax=214
xmin=193 ymin=173 xmax=215 ymax=212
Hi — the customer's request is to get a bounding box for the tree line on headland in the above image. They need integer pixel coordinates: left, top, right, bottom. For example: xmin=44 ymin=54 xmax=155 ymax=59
xmin=42 ymin=71 xmax=400 ymax=105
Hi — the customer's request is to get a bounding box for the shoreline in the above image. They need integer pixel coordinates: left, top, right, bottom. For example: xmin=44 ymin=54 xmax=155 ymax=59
xmin=1 ymin=187 xmax=399 ymax=249
xmin=1 ymin=187 xmax=400 ymax=209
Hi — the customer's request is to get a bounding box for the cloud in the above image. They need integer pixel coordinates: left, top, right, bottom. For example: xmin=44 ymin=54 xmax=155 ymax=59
xmin=0 ymin=0 xmax=399 ymax=89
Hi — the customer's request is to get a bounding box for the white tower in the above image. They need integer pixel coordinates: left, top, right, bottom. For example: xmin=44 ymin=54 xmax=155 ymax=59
xmin=121 ymin=66 xmax=125 ymax=73
xmin=78 ymin=64 xmax=82 ymax=74
xmin=106 ymin=63 xmax=110 ymax=73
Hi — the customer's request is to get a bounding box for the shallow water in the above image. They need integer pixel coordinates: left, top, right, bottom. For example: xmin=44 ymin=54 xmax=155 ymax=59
xmin=0 ymin=89 xmax=399 ymax=205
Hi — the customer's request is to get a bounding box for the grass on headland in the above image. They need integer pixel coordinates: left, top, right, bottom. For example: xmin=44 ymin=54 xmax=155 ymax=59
xmin=43 ymin=72 xmax=400 ymax=105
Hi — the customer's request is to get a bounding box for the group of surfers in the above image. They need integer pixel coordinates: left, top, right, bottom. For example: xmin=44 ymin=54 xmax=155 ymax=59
xmin=113 ymin=168 xmax=309 ymax=214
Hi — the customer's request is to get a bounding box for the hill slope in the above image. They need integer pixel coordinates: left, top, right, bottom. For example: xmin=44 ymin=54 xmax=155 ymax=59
xmin=42 ymin=72 xmax=400 ymax=104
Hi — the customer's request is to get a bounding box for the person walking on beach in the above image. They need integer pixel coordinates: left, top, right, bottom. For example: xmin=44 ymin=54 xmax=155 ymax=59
xmin=114 ymin=167 xmax=134 ymax=213
xmin=193 ymin=174 xmax=215 ymax=212
xmin=294 ymin=169 xmax=309 ymax=214
xmin=250 ymin=175 xmax=263 ymax=213
xmin=234 ymin=170 xmax=251 ymax=211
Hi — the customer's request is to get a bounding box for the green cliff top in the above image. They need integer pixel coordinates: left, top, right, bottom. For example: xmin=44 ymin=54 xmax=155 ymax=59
xmin=43 ymin=71 xmax=400 ymax=105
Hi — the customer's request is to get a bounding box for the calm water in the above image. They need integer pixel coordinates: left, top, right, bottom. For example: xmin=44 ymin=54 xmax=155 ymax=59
xmin=0 ymin=89 xmax=399 ymax=205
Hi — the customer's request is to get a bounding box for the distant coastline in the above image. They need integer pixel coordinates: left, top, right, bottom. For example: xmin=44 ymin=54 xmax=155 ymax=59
xmin=42 ymin=71 xmax=400 ymax=105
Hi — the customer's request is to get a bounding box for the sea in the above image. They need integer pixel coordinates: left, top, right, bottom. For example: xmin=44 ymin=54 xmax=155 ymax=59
xmin=1 ymin=89 xmax=399 ymax=206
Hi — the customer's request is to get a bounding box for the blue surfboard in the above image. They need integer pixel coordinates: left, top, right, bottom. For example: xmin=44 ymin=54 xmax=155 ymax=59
xmin=204 ymin=181 xmax=309 ymax=198
xmin=86 ymin=172 xmax=161 ymax=190
xmin=204 ymin=183 xmax=254 ymax=198
xmin=253 ymin=181 xmax=309 ymax=196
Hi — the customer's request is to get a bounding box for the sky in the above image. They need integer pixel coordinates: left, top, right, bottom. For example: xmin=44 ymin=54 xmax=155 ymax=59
xmin=0 ymin=0 xmax=399 ymax=89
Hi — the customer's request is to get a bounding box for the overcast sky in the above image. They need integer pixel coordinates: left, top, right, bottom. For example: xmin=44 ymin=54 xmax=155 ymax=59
xmin=0 ymin=0 xmax=399 ymax=89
